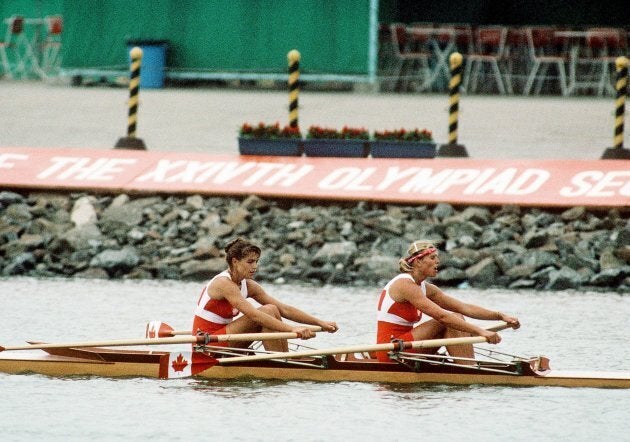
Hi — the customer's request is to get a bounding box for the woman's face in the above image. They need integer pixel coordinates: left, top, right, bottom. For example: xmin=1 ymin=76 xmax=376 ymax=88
xmin=231 ymin=251 xmax=260 ymax=279
xmin=416 ymin=251 xmax=439 ymax=277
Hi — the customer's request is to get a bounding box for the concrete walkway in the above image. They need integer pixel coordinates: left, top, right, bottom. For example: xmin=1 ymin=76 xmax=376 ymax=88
xmin=0 ymin=80 xmax=625 ymax=160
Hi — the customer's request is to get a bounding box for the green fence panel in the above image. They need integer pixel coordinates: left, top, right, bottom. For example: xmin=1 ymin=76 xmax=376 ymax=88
xmin=1 ymin=0 xmax=373 ymax=76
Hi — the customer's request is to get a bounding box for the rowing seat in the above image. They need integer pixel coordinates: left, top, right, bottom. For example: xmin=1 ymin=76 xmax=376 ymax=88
xmin=337 ymin=352 xmax=379 ymax=362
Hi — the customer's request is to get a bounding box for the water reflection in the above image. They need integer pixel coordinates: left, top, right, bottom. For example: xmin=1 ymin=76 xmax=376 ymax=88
xmin=189 ymin=378 xmax=290 ymax=398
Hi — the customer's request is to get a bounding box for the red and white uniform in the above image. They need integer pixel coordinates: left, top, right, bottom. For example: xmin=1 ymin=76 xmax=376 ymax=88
xmin=375 ymin=273 xmax=426 ymax=362
xmin=192 ymin=270 xmax=249 ymax=344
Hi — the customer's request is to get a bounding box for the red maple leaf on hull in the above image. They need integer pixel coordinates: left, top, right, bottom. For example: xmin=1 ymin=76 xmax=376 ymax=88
xmin=171 ymin=353 xmax=189 ymax=372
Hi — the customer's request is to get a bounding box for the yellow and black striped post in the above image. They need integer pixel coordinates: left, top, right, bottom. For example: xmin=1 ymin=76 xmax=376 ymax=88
xmin=287 ymin=49 xmax=300 ymax=128
xmin=438 ymin=52 xmax=468 ymax=157
xmin=115 ymin=46 xmax=147 ymax=150
xmin=602 ymin=56 xmax=630 ymax=159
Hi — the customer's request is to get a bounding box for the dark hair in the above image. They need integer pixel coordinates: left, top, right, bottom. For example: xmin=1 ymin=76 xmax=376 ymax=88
xmin=224 ymin=238 xmax=261 ymax=267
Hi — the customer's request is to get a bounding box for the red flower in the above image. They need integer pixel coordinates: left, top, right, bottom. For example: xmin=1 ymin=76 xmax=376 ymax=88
xmin=239 ymin=122 xmax=301 ymax=139
xmin=373 ymin=127 xmax=433 ymax=142
xmin=307 ymin=125 xmax=369 ymax=140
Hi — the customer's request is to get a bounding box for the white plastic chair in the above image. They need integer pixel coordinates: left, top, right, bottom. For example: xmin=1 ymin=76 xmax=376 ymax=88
xmin=0 ymin=16 xmax=25 ymax=78
xmin=41 ymin=15 xmax=63 ymax=75
xmin=522 ymin=27 xmax=569 ymax=96
xmin=384 ymin=23 xmax=433 ymax=92
xmin=463 ymin=26 xmax=509 ymax=94
xmin=583 ymin=28 xmax=627 ymax=96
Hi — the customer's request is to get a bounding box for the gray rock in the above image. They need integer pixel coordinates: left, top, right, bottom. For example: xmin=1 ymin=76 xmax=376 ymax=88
xmin=589 ymin=267 xmax=629 ymax=286
xmin=561 ymin=206 xmax=586 ymax=221
xmin=313 ymin=241 xmax=358 ymax=266
xmin=90 ymin=247 xmax=140 ymax=271
xmin=465 ymin=257 xmax=500 ymax=287
xmin=180 ymin=257 xmax=225 ymax=280
xmin=3 ymin=203 xmax=33 ymax=224
xmin=101 ymin=202 xmax=144 ymax=226
xmin=505 ymin=263 xmax=537 ymax=278
xmin=460 ymin=206 xmax=491 ymax=226
xmin=74 ymin=267 xmax=111 ymax=279
xmin=0 ymin=191 xmax=25 ymax=206
xmin=224 ymin=207 xmax=250 ymax=227
xmin=545 ymin=267 xmax=583 ymax=290
xmin=615 ymin=245 xmax=630 ymax=263
xmin=432 ymin=203 xmax=454 ymax=220
xmin=185 ymin=195 xmax=205 ymax=210
xmin=62 ymin=224 xmax=103 ymax=251
xmin=599 ymin=248 xmax=624 ymax=270
xmin=522 ymin=229 xmax=549 ymax=248
xmin=206 ymin=223 xmax=234 ymax=238
xmin=71 ymin=196 xmax=97 ymax=228
xmin=241 ymin=195 xmax=270 ymax=210
xmin=434 ymin=267 xmax=467 ymax=284
xmin=521 ymin=250 xmax=558 ymax=269
xmin=508 ymin=279 xmax=537 ymax=289
xmin=353 ymin=255 xmax=398 ymax=281
xmin=3 ymin=252 xmax=36 ymax=275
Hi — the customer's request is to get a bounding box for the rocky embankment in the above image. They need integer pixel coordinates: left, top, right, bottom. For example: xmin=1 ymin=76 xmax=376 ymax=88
xmin=0 ymin=190 xmax=628 ymax=292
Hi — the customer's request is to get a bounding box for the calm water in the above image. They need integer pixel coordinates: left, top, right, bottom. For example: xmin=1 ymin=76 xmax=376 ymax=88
xmin=1 ymin=277 xmax=629 ymax=442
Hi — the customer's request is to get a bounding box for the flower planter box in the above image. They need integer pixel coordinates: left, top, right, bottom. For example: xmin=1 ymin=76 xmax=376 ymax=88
xmin=303 ymin=139 xmax=369 ymax=158
xmin=238 ymin=137 xmax=303 ymax=156
xmin=370 ymin=140 xmax=437 ymax=158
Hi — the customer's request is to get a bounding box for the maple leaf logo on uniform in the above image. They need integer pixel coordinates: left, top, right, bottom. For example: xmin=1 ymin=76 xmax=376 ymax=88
xmin=171 ymin=353 xmax=189 ymax=372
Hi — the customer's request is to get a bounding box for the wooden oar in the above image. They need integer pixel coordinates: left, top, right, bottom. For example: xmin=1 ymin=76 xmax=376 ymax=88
xmin=0 ymin=336 xmax=203 ymax=352
xmin=145 ymin=320 xmax=322 ymax=338
xmin=219 ymin=321 xmax=513 ymax=364
xmin=0 ymin=328 xmax=324 ymax=352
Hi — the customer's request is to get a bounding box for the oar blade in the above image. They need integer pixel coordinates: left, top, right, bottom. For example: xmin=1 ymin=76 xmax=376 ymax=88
xmin=146 ymin=321 xmax=176 ymax=338
xmin=159 ymin=351 xmax=218 ymax=379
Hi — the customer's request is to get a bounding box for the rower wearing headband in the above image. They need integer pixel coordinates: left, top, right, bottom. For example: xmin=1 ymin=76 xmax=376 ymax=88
xmin=375 ymin=240 xmax=520 ymax=363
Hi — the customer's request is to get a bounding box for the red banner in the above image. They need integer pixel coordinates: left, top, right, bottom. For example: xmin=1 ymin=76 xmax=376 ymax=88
xmin=1 ymin=147 xmax=628 ymax=208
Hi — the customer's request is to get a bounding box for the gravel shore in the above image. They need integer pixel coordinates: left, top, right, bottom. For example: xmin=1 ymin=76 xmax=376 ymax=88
xmin=1 ymin=190 xmax=628 ymax=291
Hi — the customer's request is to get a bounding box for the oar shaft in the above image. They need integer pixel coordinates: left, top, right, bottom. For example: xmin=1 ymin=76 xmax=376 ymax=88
xmin=219 ymin=336 xmax=484 ymax=364
xmin=219 ymin=322 xmax=511 ymax=364
xmin=159 ymin=325 xmax=322 ymax=338
xmin=1 ymin=335 xmax=202 ymax=351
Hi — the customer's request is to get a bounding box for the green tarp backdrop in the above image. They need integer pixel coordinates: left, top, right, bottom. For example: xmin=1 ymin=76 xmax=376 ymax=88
xmin=1 ymin=0 xmax=375 ymax=79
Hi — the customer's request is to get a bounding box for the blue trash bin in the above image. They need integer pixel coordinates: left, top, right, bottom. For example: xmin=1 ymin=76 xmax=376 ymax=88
xmin=126 ymin=39 xmax=168 ymax=89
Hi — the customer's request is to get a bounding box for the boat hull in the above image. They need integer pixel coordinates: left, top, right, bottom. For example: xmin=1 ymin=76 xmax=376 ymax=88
xmin=1 ymin=348 xmax=629 ymax=389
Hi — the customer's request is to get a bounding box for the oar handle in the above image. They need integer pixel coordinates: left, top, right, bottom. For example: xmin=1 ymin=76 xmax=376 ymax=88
xmin=486 ymin=321 xmax=512 ymax=332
